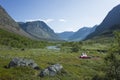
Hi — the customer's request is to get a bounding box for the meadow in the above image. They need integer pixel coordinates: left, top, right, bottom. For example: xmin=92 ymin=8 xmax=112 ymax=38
xmin=0 ymin=27 xmax=109 ymax=80
xmin=0 ymin=44 xmax=106 ymax=80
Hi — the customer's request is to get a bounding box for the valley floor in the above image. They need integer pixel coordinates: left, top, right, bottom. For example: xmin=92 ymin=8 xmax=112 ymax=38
xmin=0 ymin=48 xmax=105 ymax=80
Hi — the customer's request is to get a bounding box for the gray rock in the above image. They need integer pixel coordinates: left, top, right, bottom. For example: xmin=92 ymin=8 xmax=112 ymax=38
xmin=39 ymin=63 xmax=63 ymax=77
xmin=48 ymin=66 xmax=57 ymax=76
xmin=8 ymin=57 xmax=40 ymax=70
xmin=53 ymin=63 xmax=63 ymax=72
xmin=40 ymin=69 xmax=49 ymax=77
xmin=8 ymin=57 xmax=19 ymax=67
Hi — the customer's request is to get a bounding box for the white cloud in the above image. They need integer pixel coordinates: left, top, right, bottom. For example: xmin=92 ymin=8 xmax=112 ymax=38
xmin=25 ymin=19 xmax=54 ymax=23
xmin=25 ymin=19 xmax=40 ymax=22
xmin=45 ymin=19 xmax=54 ymax=23
xmin=25 ymin=18 xmax=67 ymax=23
xmin=59 ymin=19 xmax=67 ymax=22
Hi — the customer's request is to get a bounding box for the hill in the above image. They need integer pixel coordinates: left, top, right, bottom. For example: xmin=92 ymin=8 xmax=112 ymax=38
xmin=18 ymin=21 xmax=60 ymax=40
xmin=0 ymin=28 xmax=48 ymax=48
xmin=0 ymin=5 xmax=34 ymax=39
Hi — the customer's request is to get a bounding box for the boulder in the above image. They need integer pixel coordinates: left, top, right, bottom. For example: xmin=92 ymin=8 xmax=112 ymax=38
xmin=39 ymin=63 xmax=63 ymax=77
xmin=7 ymin=57 xmax=40 ymax=70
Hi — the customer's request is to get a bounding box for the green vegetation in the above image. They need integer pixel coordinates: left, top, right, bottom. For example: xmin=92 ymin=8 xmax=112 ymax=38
xmin=91 ymin=31 xmax=120 ymax=80
xmin=0 ymin=3 xmax=120 ymax=79
xmin=0 ymin=28 xmax=50 ymax=48
xmin=0 ymin=36 xmax=108 ymax=80
xmin=0 ymin=28 xmax=119 ymax=80
xmin=0 ymin=48 xmax=105 ymax=80
xmin=61 ymin=42 xmax=82 ymax=53
xmin=104 ymin=31 xmax=120 ymax=80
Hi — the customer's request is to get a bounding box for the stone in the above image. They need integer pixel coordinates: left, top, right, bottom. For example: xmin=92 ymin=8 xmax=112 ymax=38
xmin=40 ymin=69 xmax=49 ymax=77
xmin=53 ymin=63 xmax=63 ymax=72
xmin=39 ymin=63 xmax=63 ymax=77
xmin=8 ymin=57 xmax=19 ymax=68
xmin=7 ymin=57 xmax=40 ymax=70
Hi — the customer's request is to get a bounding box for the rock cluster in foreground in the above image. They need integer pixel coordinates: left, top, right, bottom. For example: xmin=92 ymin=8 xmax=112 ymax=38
xmin=39 ymin=63 xmax=63 ymax=77
xmin=7 ymin=57 xmax=40 ymax=70
xmin=7 ymin=57 xmax=63 ymax=77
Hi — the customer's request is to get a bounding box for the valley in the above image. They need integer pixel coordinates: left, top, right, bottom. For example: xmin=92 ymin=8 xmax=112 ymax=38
xmin=0 ymin=42 xmax=106 ymax=80
xmin=0 ymin=1 xmax=120 ymax=80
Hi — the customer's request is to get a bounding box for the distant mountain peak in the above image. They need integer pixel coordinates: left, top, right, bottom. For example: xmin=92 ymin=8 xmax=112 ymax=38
xmin=57 ymin=31 xmax=75 ymax=40
xmin=18 ymin=21 xmax=59 ymax=40
xmin=69 ymin=26 xmax=97 ymax=41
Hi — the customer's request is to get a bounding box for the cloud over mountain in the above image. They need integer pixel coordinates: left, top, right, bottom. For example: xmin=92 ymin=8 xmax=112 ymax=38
xmin=25 ymin=19 xmax=54 ymax=23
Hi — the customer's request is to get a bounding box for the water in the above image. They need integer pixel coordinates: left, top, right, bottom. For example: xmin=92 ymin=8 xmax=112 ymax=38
xmin=46 ymin=46 xmax=60 ymax=50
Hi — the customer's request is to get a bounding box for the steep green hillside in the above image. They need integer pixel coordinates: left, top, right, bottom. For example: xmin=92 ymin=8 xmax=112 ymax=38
xmin=0 ymin=28 xmax=48 ymax=48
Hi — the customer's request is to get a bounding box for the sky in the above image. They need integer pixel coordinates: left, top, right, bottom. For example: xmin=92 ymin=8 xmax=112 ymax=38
xmin=0 ymin=0 xmax=120 ymax=33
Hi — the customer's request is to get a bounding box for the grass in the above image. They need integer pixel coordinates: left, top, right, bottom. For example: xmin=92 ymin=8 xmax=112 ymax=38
xmin=0 ymin=46 xmax=106 ymax=80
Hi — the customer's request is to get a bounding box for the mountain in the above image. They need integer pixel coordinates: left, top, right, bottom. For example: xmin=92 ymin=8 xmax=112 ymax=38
xmin=0 ymin=5 xmax=59 ymax=41
xmin=0 ymin=27 xmax=49 ymax=48
xmin=0 ymin=5 xmax=50 ymax=48
xmin=85 ymin=4 xmax=120 ymax=40
xmin=69 ymin=25 xmax=97 ymax=41
xmin=56 ymin=31 xmax=75 ymax=40
xmin=0 ymin=5 xmax=34 ymax=39
xmin=18 ymin=21 xmax=59 ymax=40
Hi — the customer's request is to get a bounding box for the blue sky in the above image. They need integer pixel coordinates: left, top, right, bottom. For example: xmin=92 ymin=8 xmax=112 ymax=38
xmin=0 ymin=0 xmax=120 ymax=32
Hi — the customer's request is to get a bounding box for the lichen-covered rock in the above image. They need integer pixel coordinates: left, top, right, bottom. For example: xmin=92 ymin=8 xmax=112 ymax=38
xmin=7 ymin=57 xmax=40 ymax=70
xmin=39 ymin=63 xmax=63 ymax=77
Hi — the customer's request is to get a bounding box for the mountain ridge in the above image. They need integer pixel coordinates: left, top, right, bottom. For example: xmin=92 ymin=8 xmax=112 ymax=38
xmin=18 ymin=21 xmax=60 ymax=40
xmin=1 ymin=4 xmax=120 ymax=42
xmin=85 ymin=4 xmax=120 ymax=40
xmin=69 ymin=25 xmax=97 ymax=41
xmin=56 ymin=31 xmax=75 ymax=40
xmin=0 ymin=5 xmax=60 ymax=41
xmin=0 ymin=5 xmax=35 ymax=40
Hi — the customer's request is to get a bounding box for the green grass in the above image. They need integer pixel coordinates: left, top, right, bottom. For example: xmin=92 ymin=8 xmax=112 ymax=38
xmin=0 ymin=28 xmax=50 ymax=48
xmin=0 ymin=47 xmax=106 ymax=80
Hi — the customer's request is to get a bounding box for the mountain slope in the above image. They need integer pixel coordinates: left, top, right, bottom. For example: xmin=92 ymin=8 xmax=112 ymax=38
xmin=85 ymin=4 xmax=120 ymax=40
xmin=69 ymin=25 xmax=97 ymax=41
xmin=18 ymin=21 xmax=59 ymax=40
xmin=57 ymin=31 xmax=75 ymax=40
xmin=0 ymin=28 xmax=49 ymax=48
xmin=0 ymin=5 xmax=34 ymax=39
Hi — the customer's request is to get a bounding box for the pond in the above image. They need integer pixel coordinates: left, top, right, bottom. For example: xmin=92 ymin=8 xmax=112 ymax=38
xmin=46 ymin=46 xmax=60 ymax=50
